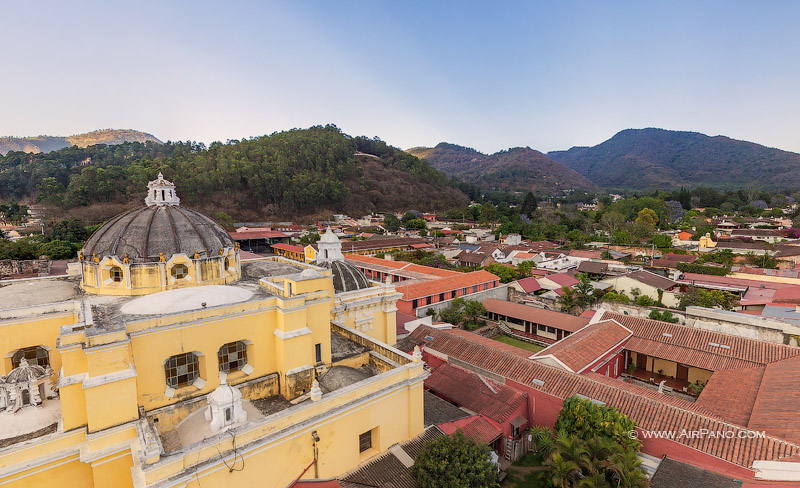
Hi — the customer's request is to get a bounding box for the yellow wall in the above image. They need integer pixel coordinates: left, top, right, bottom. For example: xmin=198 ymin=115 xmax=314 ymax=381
xmin=0 ymin=312 xmax=75 ymax=375
xmin=688 ymin=367 xmax=713 ymax=384
xmin=0 ymin=260 xmax=421 ymax=488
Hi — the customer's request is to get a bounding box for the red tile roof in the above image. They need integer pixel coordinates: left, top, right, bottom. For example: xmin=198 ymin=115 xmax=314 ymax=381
xmin=602 ymin=312 xmax=800 ymax=370
xmin=438 ymin=415 xmax=503 ymax=445
xmin=533 ymin=320 xmax=631 ymax=373
xmin=408 ymin=325 xmax=800 ymax=469
xmin=746 ymin=356 xmax=800 ymax=444
xmin=425 ymin=363 xmax=527 ymax=424
xmin=568 ymin=250 xmax=604 ymax=259
xmin=514 ymin=276 xmax=542 ymax=293
xmin=541 ymin=273 xmax=579 ymax=288
xmin=272 ymin=243 xmax=305 ymax=253
xmin=395 ymin=270 xmax=499 ymax=300
xmin=772 ymin=287 xmax=800 ymax=304
xmin=345 ymin=255 xmax=459 ymax=278
xmin=482 ymin=299 xmax=590 ymax=333
xmin=695 ymin=366 xmax=766 ymax=426
xmin=410 ymin=243 xmax=432 ymax=249
xmin=229 ymin=230 xmax=289 ymax=240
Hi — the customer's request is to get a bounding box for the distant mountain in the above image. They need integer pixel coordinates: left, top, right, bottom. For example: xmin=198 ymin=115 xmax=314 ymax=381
xmin=407 ymin=143 xmax=599 ymax=194
xmin=547 ymin=128 xmax=800 ymax=191
xmin=0 ymin=129 xmax=161 ymax=155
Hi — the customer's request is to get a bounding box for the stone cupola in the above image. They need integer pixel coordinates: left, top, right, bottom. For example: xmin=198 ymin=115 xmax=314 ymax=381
xmin=316 ymin=227 xmax=345 ymax=264
xmin=145 ymin=172 xmax=181 ymax=206
xmin=204 ymin=378 xmax=247 ymax=433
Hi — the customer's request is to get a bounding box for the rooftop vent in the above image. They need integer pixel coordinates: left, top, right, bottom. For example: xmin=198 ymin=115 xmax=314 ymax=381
xmin=709 ymin=342 xmax=720 ymax=347
xmin=424 ymin=335 xmax=434 ymax=341
xmin=719 ymin=344 xmax=731 ymax=349
xmin=662 ymin=332 xmax=673 ymax=338
xmin=532 ymin=379 xmax=545 ymax=387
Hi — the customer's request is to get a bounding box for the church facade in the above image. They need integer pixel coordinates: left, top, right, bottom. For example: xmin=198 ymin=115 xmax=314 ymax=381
xmin=0 ymin=175 xmax=425 ymax=487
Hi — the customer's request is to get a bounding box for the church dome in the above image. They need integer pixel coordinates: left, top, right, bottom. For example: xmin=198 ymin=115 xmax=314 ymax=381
xmin=318 ymin=260 xmax=371 ymax=293
xmin=82 ymin=173 xmax=234 ymax=263
xmin=4 ymin=358 xmax=49 ymax=384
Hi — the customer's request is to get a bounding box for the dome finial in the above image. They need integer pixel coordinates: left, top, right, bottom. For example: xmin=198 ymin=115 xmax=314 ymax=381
xmin=317 ymin=226 xmax=344 ymax=263
xmin=145 ymin=173 xmax=180 ymax=207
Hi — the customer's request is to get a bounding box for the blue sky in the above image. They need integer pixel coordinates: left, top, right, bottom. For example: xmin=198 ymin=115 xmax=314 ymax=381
xmin=2 ymin=1 xmax=799 ymax=153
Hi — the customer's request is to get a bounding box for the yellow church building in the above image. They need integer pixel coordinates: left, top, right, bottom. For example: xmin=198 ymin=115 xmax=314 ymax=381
xmin=0 ymin=175 xmax=426 ymax=487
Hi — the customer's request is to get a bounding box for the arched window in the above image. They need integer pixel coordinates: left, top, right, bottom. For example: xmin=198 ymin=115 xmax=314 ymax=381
xmin=12 ymin=346 xmax=49 ymax=368
xmin=171 ymin=263 xmax=189 ymax=280
xmin=110 ymin=266 xmax=123 ymax=283
xmin=164 ymin=352 xmax=199 ymax=388
xmin=218 ymin=341 xmax=247 ymax=373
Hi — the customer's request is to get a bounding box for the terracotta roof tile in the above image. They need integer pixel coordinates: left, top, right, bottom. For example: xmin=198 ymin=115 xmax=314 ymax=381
xmin=438 ymin=415 xmax=504 ymax=444
xmin=443 ymin=329 xmax=532 ymax=357
xmin=271 ymin=243 xmax=305 ymax=253
xmin=603 ymin=312 xmax=800 ymax=369
xmin=482 ymin=299 xmax=590 ymax=333
xmin=425 ymin=363 xmax=527 ymax=423
xmin=409 ymin=325 xmax=800 ymax=469
xmin=394 ymin=270 xmax=499 ymax=300
xmin=533 ymin=320 xmax=631 ymax=372
xmin=695 ymin=366 xmax=765 ymax=427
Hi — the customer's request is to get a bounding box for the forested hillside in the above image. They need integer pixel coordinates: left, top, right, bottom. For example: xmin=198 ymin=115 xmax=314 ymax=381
xmin=0 ymin=129 xmax=161 ymax=155
xmin=0 ymin=125 xmax=468 ymax=220
xmin=408 ymin=143 xmax=599 ymax=194
xmin=548 ymin=128 xmax=800 ymax=191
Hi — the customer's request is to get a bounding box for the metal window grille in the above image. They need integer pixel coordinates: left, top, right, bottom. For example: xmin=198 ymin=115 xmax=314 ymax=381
xmin=171 ymin=264 xmax=189 ymax=279
xmin=164 ymin=352 xmax=199 ymax=388
xmin=359 ymin=431 xmax=372 ymax=453
xmin=218 ymin=341 xmax=247 ymax=373
xmin=12 ymin=346 xmax=49 ymax=368
xmin=110 ymin=266 xmax=123 ymax=283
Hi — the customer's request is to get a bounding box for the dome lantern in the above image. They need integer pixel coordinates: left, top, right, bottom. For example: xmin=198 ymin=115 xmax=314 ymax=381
xmin=145 ymin=172 xmax=180 ymax=207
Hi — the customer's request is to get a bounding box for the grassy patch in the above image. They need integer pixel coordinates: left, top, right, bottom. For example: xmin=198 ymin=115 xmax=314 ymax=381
xmin=492 ymin=335 xmax=545 ymax=353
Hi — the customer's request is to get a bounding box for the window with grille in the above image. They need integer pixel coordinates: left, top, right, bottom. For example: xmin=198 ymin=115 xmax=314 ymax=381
xmin=110 ymin=266 xmax=123 ymax=283
xmin=164 ymin=352 xmax=199 ymax=388
xmin=218 ymin=341 xmax=247 ymax=373
xmin=12 ymin=346 xmax=49 ymax=368
xmin=359 ymin=431 xmax=372 ymax=453
xmin=171 ymin=264 xmax=189 ymax=279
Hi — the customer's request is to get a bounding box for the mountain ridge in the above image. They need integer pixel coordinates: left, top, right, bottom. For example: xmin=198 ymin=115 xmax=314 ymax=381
xmin=407 ymin=142 xmax=599 ymax=194
xmin=0 ymin=129 xmax=162 ymax=155
xmin=547 ymin=128 xmax=800 ymax=191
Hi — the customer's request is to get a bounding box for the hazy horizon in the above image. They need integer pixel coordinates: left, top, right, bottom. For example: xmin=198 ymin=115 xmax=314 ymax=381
xmin=2 ymin=1 xmax=799 ymax=154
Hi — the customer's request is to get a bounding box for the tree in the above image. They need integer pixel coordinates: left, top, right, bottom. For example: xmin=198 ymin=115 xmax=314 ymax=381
xmin=555 ymin=396 xmax=638 ymax=450
xmin=748 ymin=252 xmax=777 ymax=269
xmin=39 ymin=240 xmax=78 ymax=260
xmin=405 ymin=218 xmax=427 ymax=230
xmin=650 ymin=234 xmax=672 ymax=248
xmin=412 ymin=429 xmax=498 ymax=488
xmin=47 ymin=218 xmax=90 ymax=243
xmin=383 ymin=213 xmax=401 ymax=232
xmin=600 ymin=212 xmax=625 ymax=236
xmin=635 ymin=208 xmax=658 ymax=228
xmin=436 ymin=298 xmax=486 ymax=330
xmin=649 ymin=309 xmax=679 ymax=323
xmin=558 ymin=286 xmax=578 ymax=313
xmin=678 ymin=287 xmax=738 ymax=310
xmin=574 ymin=274 xmax=596 ymax=308
xmin=299 ymin=232 xmax=320 ymax=245
xmin=521 ymin=192 xmax=538 ymax=216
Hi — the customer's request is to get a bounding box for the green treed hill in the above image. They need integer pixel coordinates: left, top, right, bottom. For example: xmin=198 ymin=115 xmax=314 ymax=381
xmin=407 ymin=142 xmax=599 ymax=194
xmin=0 ymin=125 xmax=468 ymax=220
xmin=547 ymin=128 xmax=800 ymax=191
xmin=0 ymin=129 xmax=161 ymax=156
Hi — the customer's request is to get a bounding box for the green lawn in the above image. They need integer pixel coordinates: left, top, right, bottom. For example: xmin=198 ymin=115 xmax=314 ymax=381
xmin=492 ymin=335 xmax=545 ymax=353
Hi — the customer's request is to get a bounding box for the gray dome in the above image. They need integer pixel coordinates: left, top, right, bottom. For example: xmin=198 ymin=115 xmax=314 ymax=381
xmin=83 ymin=206 xmax=234 ymax=263
xmin=5 ymin=359 xmax=48 ymax=384
xmin=318 ymin=260 xmax=371 ymax=293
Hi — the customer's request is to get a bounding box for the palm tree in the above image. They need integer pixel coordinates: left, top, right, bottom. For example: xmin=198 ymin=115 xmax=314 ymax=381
xmin=554 ymin=433 xmax=592 ymax=474
xmin=584 ymin=437 xmax=618 ymax=474
xmin=603 ymin=448 xmax=649 ymax=487
xmin=546 ymin=452 xmax=582 ymax=488
xmin=530 ymin=425 xmax=555 ymax=459
xmin=578 ymin=470 xmax=612 ymax=488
